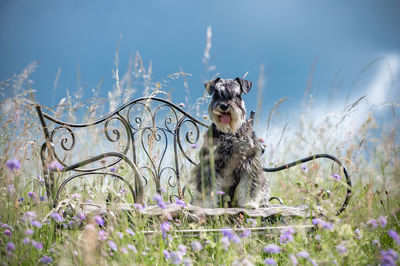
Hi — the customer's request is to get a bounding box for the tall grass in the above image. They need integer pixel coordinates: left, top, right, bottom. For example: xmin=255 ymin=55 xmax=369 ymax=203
xmin=0 ymin=38 xmax=399 ymax=265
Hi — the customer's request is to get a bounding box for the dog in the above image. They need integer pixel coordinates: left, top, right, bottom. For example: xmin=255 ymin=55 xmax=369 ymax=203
xmin=190 ymin=77 xmax=269 ymax=209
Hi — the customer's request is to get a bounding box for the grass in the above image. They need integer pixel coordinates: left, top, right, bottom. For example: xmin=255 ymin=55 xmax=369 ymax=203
xmin=0 ymin=50 xmax=399 ymax=265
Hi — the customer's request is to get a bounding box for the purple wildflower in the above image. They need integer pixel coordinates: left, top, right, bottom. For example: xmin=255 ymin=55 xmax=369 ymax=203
xmin=40 ymin=196 xmax=46 ymax=201
xmin=354 ymin=228 xmax=362 ymax=239
xmin=127 ymin=244 xmax=137 ymax=253
xmin=28 ymin=191 xmax=35 ymax=199
xmin=160 ymin=187 xmax=166 ymax=193
xmin=94 ymin=215 xmax=105 ymax=226
xmin=22 ymin=238 xmax=30 ymax=244
xmin=247 ymin=218 xmax=257 ymax=227
xmin=289 ymin=254 xmax=298 ymax=265
xmin=183 ymin=257 xmax=192 ymax=266
xmin=280 ymin=228 xmax=294 ymax=244
xmin=4 ymin=229 xmax=11 ymax=237
xmin=24 ymin=211 xmax=37 ymax=221
xmin=161 ymin=221 xmax=171 ymax=240
xmin=50 ymin=212 xmax=64 ymax=222
xmin=331 ymin=173 xmax=341 ymax=180
xmin=31 ymin=240 xmax=43 ymax=250
xmin=191 ymin=241 xmax=202 ymax=251
xmin=220 ymin=236 xmax=230 ymax=250
xmin=372 ymin=239 xmax=381 ymax=248
xmin=158 ymin=201 xmax=166 ymax=209
xmin=134 ymin=203 xmax=144 ymax=210
xmin=6 ymin=242 xmax=15 ymax=252
xmin=178 ymin=244 xmax=187 ymax=255
xmin=312 ymin=218 xmax=333 ymax=230
xmin=8 ymin=184 xmax=15 ymax=194
xmin=264 ymin=244 xmax=281 ymax=254
xmin=240 ymin=228 xmax=251 ymax=238
xmin=169 ymin=251 xmax=183 ymax=264
xmin=175 ymin=199 xmax=186 ymax=208
xmin=126 ymin=228 xmax=135 ymax=236
xmin=117 ymin=232 xmax=123 ymax=239
xmin=367 ymin=219 xmax=378 ymax=228
xmin=153 ymin=194 xmax=166 ymax=209
xmin=120 ymin=247 xmax=128 ymax=254
xmin=381 ymin=249 xmax=398 ymax=266
xmin=190 ymin=144 xmax=198 ymax=149
xmin=216 ymin=190 xmax=225 ymax=195
xmin=108 ymin=240 xmax=117 ymax=251
xmin=25 ymin=229 xmax=33 ymax=235
xmin=6 ymin=159 xmax=21 ymax=171
xmin=221 ymin=227 xmax=240 ymax=243
xmin=297 ymin=250 xmax=310 ymax=258
xmin=388 ymin=230 xmax=400 ymax=244
xmin=264 ymin=258 xmax=277 ymax=265
xmin=77 ymin=212 xmax=85 ymax=221
xmin=336 ymin=243 xmax=347 ymax=254
xmin=379 ymin=216 xmax=387 ymax=228
xmin=31 ymin=220 xmax=42 ymax=228
xmin=110 ymin=167 xmax=117 ymax=172
xmin=301 ymin=165 xmax=309 ymax=172
xmin=163 ymin=249 xmax=170 ymax=259
xmin=41 ymin=256 xmax=53 ymax=264
xmin=18 ymin=197 xmax=24 ymax=202
xmin=98 ymin=230 xmax=108 ymax=241
xmin=48 ymin=160 xmax=63 ymax=171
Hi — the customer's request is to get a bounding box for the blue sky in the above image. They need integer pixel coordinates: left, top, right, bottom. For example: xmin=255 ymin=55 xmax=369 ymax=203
xmin=1 ymin=0 xmax=399 ymax=116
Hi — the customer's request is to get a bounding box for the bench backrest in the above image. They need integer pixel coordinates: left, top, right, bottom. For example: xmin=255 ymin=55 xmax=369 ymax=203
xmin=36 ymin=97 xmax=209 ymax=206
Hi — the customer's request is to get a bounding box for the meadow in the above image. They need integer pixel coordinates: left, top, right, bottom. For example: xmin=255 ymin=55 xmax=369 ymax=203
xmin=0 ymin=53 xmax=399 ymax=266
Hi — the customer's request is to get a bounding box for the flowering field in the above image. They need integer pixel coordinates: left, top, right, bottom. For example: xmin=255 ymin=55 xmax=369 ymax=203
xmin=0 ymin=58 xmax=399 ymax=266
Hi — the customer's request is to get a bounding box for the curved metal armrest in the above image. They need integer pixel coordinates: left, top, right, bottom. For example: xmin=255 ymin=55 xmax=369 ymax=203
xmin=263 ymin=153 xmax=352 ymax=215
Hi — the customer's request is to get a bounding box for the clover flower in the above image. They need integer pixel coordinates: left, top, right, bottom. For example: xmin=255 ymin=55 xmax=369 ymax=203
xmin=24 ymin=211 xmax=37 ymax=221
xmin=94 ymin=215 xmax=105 ymax=226
xmin=48 ymin=160 xmax=63 ymax=171
xmin=264 ymin=258 xmax=277 ymax=265
xmin=280 ymin=228 xmax=294 ymax=244
xmin=264 ymin=244 xmax=281 ymax=254
xmin=41 ymin=256 xmax=53 ymax=264
xmin=6 ymin=159 xmax=21 ymax=171
xmin=388 ymin=230 xmax=400 ymax=244
xmin=50 ymin=212 xmax=64 ymax=222
xmin=191 ymin=241 xmax=202 ymax=251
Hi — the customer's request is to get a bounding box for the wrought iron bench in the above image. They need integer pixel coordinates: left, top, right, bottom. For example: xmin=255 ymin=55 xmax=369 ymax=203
xmin=35 ymin=96 xmax=352 ymax=221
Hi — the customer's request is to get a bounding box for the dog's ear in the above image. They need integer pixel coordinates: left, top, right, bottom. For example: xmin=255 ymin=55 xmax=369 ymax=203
xmin=235 ymin=78 xmax=252 ymax=94
xmin=204 ymin=77 xmax=221 ymax=95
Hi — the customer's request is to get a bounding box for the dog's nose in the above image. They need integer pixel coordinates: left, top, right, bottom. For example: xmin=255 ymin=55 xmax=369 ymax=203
xmin=220 ymin=103 xmax=229 ymax=111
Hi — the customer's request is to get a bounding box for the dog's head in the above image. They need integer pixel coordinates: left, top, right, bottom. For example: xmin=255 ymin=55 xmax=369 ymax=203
xmin=205 ymin=77 xmax=252 ymax=134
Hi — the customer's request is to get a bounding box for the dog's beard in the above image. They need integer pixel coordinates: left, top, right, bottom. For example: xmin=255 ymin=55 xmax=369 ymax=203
xmin=209 ymin=106 xmax=245 ymax=134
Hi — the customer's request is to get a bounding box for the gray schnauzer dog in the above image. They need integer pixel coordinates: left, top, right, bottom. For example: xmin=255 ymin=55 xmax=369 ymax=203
xmin=190 ymin=77 xmax=270 ymax=209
